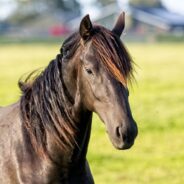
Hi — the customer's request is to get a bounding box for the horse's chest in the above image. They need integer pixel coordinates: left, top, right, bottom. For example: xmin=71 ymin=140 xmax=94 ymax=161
xmin=15 ymin=158 xmax=70 ymax=184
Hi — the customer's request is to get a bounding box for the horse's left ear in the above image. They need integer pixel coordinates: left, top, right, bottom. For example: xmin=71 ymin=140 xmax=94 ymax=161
xmin=79 ymin=14 xmax=93 ymax=41
xmin=112 ymin=12 xmax=125 ymax=37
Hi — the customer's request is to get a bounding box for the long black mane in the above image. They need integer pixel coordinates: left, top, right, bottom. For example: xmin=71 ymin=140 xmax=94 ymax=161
xmin=20 ymin=58 xmax=75 ymax=157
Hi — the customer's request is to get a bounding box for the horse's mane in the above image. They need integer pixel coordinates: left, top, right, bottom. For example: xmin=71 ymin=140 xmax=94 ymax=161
xmin=19 ymin=25 xmax=133 ymax=157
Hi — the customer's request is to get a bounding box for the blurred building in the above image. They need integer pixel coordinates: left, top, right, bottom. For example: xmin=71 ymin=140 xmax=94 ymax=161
xmin=0 ymin=0 xmax=184 ymax=41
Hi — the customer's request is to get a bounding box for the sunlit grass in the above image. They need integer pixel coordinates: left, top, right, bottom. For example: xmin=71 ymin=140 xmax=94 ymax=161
xmin=0 ymin=43 xmax=184 ymax=184
xmin=0 ymin=44 xmax=60 ymax=105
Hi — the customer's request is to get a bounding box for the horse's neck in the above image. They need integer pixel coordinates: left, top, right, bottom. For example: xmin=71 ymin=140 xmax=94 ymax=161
xmin=71 ymin=111 xmax=92 ymax=165
xmin=47 ymin=110 xmax=92 ymax=167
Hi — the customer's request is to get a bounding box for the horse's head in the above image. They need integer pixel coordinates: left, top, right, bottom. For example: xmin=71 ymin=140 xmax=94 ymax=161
xmin=62 ymin=13 xmax=138 ymax=150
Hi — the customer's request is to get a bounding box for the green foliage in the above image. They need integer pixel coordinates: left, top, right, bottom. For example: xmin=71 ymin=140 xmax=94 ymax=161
xmin=0 ymin=43 xmax=184 ymax=184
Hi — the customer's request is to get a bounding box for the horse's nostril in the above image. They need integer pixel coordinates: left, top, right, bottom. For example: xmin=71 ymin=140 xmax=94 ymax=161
xmin=113 ymin=123 xmax=137 ymax=149
xmin=115 ymin=125 xmax=131 ymax=143
xmin=116 ymin=126 xmax=121 ymax=138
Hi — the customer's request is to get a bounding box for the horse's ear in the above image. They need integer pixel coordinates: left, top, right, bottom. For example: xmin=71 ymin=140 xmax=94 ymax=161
xmin=79 ymin=14 xmax=93 ymax=41
xmin=112 ymin=12 xmax=125 ymax=37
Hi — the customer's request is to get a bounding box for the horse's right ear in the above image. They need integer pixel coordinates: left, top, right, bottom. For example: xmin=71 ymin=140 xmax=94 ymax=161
xmin=112 ymin=12 xmax=125 ymax=37
xmin=79 ymin=14 xmax=93 ymax=41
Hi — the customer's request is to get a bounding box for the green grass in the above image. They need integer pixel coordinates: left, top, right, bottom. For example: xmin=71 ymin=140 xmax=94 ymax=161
xmin=0 ymin=43 xmax=184 ymax=184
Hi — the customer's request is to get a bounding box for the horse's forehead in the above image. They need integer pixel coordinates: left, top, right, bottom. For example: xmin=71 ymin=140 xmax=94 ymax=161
xmin=83 ymin=41 xmax=93 ymax=54
xmin=82 ymin=42 xmax=95 ymax=61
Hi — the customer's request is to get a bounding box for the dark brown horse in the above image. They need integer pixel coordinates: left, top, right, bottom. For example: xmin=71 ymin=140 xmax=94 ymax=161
xmin=0 ymin=13 xmax=138 ymax=184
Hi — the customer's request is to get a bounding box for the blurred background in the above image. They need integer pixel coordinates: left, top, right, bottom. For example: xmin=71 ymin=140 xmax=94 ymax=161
xmin=1 ymin=0 xmax=184 ymax=42
xmin=0 ymin=0 xmax=184 ymax=184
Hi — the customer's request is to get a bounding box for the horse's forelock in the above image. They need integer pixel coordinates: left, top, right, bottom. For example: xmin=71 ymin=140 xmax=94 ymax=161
xmin=91 ymin=26 xmax=134 ymax=86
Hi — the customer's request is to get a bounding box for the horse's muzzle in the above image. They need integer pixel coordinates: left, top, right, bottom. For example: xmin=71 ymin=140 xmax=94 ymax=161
xmin=111 ymin=122 xmax=138 ymax=150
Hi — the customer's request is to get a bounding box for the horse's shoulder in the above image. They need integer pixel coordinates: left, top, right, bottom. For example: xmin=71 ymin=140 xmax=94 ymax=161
xmin=0 ymin=102 xmax=21 ymax=130
xmin=0 ymin=102 xmax=23 ymax=183
xmin=0 ymin=101 xmax=19 ymax=114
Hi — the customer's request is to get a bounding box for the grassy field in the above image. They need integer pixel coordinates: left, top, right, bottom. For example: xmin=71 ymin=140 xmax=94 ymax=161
xmin=0 ymin=43 xmax=184 ymax=184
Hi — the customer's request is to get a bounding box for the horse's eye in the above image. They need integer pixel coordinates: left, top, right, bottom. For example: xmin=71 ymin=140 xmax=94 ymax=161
xmin=85 ymin=68 xmax=93 ymax=75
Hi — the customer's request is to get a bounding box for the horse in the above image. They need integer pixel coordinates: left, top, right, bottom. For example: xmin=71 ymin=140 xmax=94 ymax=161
xmin=0 ymin=12 xmax=138 ymax=184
